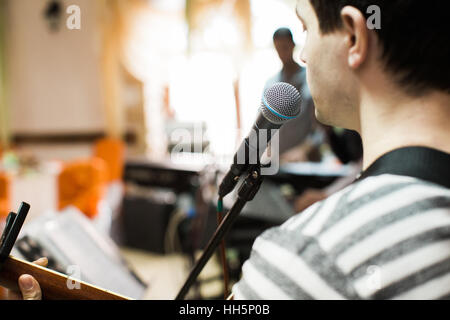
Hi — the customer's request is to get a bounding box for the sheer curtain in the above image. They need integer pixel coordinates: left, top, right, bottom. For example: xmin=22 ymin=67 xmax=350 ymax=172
xmin=98 ymin=0 xmax=147 ymax=141
xmin=102 ymin=0 xmax=302 ymax=162
xmin=177 ymin=0 xmax=253 ymax=162
xmin=121 ymin=0 xmax=188 ymax=160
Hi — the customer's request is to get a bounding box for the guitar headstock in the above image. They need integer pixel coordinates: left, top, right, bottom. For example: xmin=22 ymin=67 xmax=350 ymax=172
xmin=0 ymin=202 xmax=30 ymax=265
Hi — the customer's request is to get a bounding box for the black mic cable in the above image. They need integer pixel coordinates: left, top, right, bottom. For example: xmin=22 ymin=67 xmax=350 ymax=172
xmin=216 ymin=197 xmax=230 ymax=299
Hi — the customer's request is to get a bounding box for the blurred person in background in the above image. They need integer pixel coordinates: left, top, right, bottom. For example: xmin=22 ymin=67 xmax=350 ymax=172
xmin=265 ymin=27 xmax=318 ymax=160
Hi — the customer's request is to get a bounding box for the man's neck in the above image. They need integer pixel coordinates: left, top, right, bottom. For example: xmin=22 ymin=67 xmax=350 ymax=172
xmin=359 ymin=89 xmax=450 ymax=171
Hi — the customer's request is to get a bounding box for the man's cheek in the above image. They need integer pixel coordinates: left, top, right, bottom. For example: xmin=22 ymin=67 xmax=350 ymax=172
xmin=306 ymin=67 xmax=316 ymax=93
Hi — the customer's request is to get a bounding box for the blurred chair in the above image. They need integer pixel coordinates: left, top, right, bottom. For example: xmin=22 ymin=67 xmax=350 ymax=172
xmin=57 ymin=158 xmax=108 ymax=219
xmin=92 ymin=138 xmax=126 ymax=234
xmin=93 ymin=138 xmax=125 ymax=183
xmin=0 ymin=172 xmax=10 ymax=219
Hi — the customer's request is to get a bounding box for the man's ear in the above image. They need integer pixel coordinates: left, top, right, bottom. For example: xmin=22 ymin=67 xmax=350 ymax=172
xmin=341 ymin=6 xmax=369 ymax=69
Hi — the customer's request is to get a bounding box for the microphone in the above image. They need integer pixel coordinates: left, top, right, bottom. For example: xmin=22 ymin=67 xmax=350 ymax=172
xmin=218 ymin=82 xmax=302 ymax=198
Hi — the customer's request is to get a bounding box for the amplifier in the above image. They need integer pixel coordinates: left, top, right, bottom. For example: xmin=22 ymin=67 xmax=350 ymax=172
xmin=123 ymin=159 xmax=202 ymax=193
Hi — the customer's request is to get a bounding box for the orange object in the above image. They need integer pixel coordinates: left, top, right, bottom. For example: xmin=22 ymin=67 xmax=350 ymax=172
xmin=93 ymin=138 xmax=125 ymax=183
xmin=0 ymin=173 xmax=10 ymax=219
xmin=57 ymin=158 xmax=108 ymax=219
xmin=0 ymin=173 xmax=9 ymax=299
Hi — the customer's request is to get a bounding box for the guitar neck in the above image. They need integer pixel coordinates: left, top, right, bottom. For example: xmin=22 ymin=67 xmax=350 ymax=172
xmin=0 ymin=256 xmax=130 ymax=300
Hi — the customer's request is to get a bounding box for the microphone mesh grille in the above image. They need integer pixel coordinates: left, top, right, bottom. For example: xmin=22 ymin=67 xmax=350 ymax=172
xmin=261 ymin=82 xmax=302 ymax=125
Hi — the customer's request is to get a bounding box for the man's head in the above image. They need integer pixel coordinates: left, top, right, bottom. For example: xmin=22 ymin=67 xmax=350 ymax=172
xmin=296 ymin=0 xmax=450 ymax=131
xmin=273 ymin=28 xmax=296 ymax=66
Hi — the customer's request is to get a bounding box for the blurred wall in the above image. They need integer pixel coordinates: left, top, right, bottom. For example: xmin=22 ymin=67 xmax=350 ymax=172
xmin=0 ymin=0 xmax=9 ymax=149
xmin=5 ymin=0 xmax=105 ymax=135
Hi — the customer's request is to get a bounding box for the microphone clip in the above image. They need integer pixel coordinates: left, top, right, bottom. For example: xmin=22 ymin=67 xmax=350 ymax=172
xmin=236 ymin=166 xmax=264 ymax=203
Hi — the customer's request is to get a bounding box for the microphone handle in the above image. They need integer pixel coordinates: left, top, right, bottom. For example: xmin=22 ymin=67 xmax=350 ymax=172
xmin=218 ymin=114 xmax=280 ymax=198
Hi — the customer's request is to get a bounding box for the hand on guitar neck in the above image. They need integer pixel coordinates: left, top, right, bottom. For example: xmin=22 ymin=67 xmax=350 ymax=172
xmin=6 ymin=257 xmax=47 ymax=300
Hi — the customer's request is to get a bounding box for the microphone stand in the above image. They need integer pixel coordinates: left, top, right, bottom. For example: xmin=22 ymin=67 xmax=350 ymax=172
xmin=175 ymin=165 xmax=264 ymax=300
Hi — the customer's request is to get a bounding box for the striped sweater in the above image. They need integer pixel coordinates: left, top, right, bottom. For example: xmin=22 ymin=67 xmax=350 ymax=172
xmin=232 ymin=173 xmax=450 ymax=300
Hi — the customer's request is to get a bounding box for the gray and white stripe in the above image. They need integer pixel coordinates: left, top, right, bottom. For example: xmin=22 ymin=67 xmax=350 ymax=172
xmin=233 ymin=174 xmax=450 ymax=300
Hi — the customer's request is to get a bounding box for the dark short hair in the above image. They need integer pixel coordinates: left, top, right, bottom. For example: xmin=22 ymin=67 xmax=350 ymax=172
xmin=309 ymin=0 xmax=450 ymax=95
xmin=273 ymin=28 xmax=294 ymax=43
